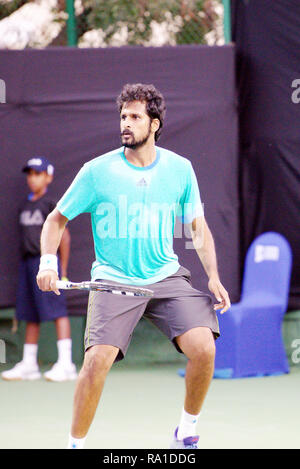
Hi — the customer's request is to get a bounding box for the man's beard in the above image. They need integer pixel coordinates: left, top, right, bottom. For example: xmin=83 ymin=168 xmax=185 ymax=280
xmin=121 ymin=124 xmax=151 ymax=150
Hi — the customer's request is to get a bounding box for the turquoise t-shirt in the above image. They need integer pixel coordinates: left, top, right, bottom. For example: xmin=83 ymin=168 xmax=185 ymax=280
xmin=57 ymin=146 xmax=204 ymax=285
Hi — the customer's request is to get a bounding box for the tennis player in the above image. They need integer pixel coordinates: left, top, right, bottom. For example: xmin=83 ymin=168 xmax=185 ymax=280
xmin=36 ymin=83 xmax=231 ymax=449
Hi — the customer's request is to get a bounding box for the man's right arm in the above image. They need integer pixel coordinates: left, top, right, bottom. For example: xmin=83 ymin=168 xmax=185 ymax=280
xmin=36 ymin=208 xmax=69 ymax=295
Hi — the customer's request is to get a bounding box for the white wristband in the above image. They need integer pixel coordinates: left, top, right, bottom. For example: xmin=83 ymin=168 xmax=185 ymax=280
xmin=39 ymin=254 xmax=58 ymax=274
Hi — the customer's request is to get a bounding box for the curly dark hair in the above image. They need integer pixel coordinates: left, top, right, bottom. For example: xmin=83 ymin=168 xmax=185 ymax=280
xmin=116 ymin=83 xmax=166 ymax=141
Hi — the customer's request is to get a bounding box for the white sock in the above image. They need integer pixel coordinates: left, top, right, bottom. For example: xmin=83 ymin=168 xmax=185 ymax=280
xmin=57 ymin=338 xmax=72 ymax=366
xmin=23 ymin=344 xmax=38 ymax=366
xmin=177 ymin=408 xmax=201 ymax=440
xmin=67 ymin=434 xmax=86 ymax=449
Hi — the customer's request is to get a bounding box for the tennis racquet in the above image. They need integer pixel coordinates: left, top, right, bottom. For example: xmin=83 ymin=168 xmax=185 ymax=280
xmin=55 ymin=280 xmax=154 ymax=298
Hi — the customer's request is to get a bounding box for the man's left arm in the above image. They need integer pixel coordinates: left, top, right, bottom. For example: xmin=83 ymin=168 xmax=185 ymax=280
xmin=188 ymin=216 xmax=231 ymax=314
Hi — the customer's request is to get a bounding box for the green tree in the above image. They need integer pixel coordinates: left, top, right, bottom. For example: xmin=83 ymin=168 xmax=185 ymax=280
xmin=81 ymin=0 xmax=221 ymax=45
xmin=0 ymin=0 xmax=27 ymax=21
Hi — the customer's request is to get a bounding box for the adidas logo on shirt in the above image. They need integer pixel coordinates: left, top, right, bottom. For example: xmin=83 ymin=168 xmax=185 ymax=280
xmin=136 ymin=178 xmax=148 ymax=187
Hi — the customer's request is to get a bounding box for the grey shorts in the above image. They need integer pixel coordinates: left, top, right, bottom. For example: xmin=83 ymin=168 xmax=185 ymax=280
xmin=84 ymin=266 xmax=220 ymax=362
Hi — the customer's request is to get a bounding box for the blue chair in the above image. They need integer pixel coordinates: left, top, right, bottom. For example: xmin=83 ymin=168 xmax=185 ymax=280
xmin=214 ymin=232 xmax=292 ymax=378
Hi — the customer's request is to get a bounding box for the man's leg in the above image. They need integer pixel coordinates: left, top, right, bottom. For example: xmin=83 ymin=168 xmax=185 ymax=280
xmin=176 ymin=326 xmax=215 ymax=414
xmin=70 ymin=344 xmax=119 ymax=442
xmin=175 ymin=327 xmax=215 ymax=440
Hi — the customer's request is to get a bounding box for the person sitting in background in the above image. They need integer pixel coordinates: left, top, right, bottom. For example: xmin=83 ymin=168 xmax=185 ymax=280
xmin=2 ymin=157 xmax=77 ymax=382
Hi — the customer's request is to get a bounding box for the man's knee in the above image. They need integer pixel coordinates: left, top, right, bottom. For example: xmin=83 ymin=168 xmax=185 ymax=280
xmin=177 ymin=327 xmax=216 ymax=363
xmin=196 ymin=339 xmax=215 ymax=363
xmin=82 ymin=344 xmax=119 ymax=377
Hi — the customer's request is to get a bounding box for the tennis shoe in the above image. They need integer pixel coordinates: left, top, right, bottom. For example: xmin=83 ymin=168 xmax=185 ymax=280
xmin=170 ymin=427 xmax=199 ymax=449
xmin=44 ymin=362 xmax=77 ymax=382
xmin=1 ymin=361 xmax=41 ymax=381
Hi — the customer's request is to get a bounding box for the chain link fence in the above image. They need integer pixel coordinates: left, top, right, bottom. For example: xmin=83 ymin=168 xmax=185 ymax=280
xmin=0 ymin=0 xmax=225 ymax=48
xmin=78 ymin=0 xmax=224 ymax=47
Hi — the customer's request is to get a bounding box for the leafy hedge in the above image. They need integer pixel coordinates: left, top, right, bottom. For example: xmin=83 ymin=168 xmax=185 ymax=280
xmin=81 ymin=0 xmax=221 ymax=45
xmin=0 ymin=0 xmax=27 ymax=21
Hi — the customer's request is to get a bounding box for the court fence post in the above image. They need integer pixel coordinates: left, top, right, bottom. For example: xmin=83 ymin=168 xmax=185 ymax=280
xmin=66 ymin=0 xmax=78 ymax=47
xmin=223 ymin=0 xmax=232 ymax=44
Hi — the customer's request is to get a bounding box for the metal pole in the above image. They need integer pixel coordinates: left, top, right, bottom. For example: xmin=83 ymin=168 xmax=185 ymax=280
xmin=223 ymin=0 xmax=232 ymax=44
xmin=66 ymin=0 xmax=78 ymax=46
